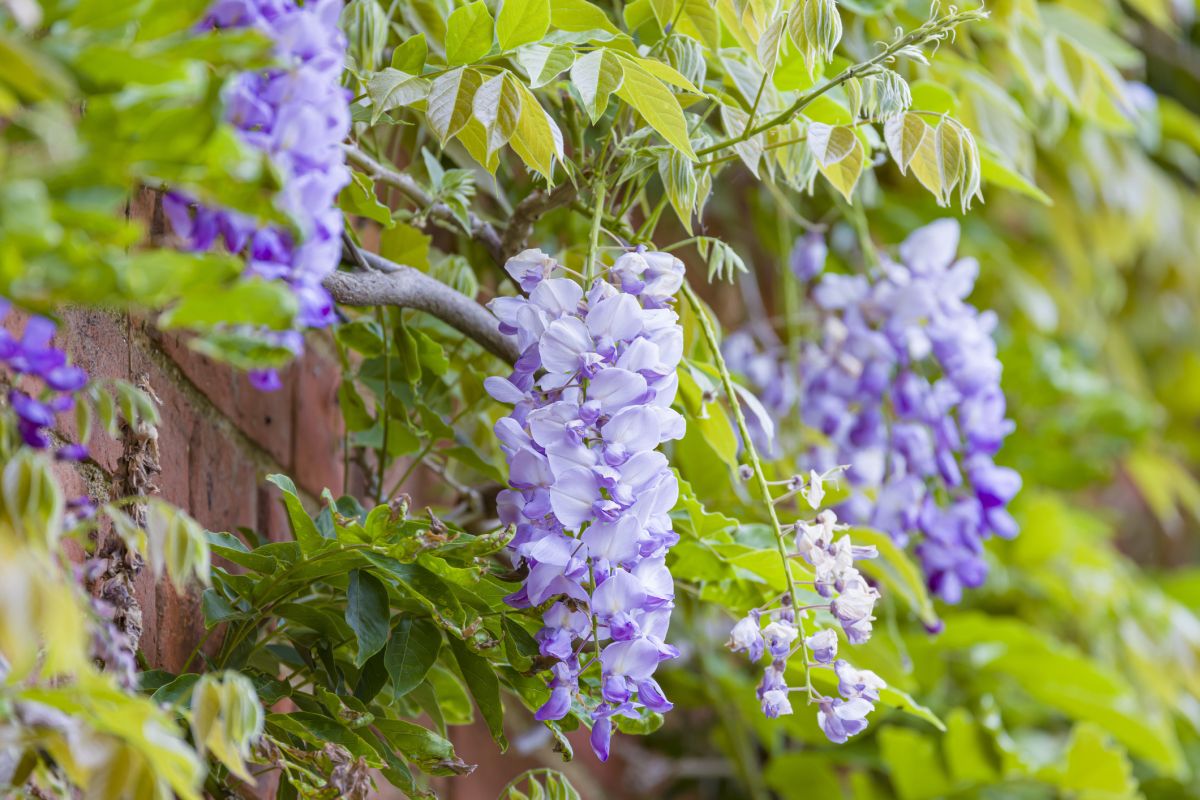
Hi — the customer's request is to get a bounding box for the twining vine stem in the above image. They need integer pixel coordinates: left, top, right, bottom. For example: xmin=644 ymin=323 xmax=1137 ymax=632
xmin=680 ymin=282 xmax=818 ymax=700
xmin=695 ymin=9 xmax=985 ymax=157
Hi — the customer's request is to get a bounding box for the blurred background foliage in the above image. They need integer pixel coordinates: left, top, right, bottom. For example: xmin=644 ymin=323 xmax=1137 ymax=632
xmin=639 ymin=0 xmax=1200 ymax=797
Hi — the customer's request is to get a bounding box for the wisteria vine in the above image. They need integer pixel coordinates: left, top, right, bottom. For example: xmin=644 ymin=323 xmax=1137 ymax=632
xmin=0 ymin=300 xmax=88 ymax=461
xmin=487 ymin=248 xmax=687 ymax=761
xmin=725 ymin=220 xmax=1021 ymax=603
xmin=164 ymin=0 xmax=350 ymax=389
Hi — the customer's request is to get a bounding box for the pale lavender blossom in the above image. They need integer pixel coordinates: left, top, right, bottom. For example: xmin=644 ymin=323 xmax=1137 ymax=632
xmin=725 ymin=220 xmax=1021 ymax=603
xmin=728 ymin=508 xmax=884 ymax=744
xmin=488 ymin=248 xmax=686 ymax=761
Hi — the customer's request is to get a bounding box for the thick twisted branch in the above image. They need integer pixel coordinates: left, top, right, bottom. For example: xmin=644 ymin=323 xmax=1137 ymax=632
xmin=324 ymin=250 xmax=518 ymax=365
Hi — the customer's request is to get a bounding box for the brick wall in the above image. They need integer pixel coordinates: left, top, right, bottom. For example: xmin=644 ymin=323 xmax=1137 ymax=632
xmin=33 ymin=191 xmax=631 ymax=799
xmin=52 ymin=305 xmax=344 ymax=673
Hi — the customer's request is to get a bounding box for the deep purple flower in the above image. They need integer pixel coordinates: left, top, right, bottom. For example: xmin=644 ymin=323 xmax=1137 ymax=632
xmin=0 ymin=307 xmax=90 ymax=453
xmin=166 ymin=0 xmax=350 ymax=379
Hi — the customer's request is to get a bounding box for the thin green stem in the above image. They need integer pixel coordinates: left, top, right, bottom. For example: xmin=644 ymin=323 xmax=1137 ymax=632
xmin=695 ymin=10 xmax=984 ymax=158
xmin=584 ymin=182 xmax=608 ymax=283
xmin=376 ymin=307 xmax=391 ymax=504
xmin=681 ymin=282 xmax=818 ymax=701
xmin=634 ymin=194 xmax=669 ymax=243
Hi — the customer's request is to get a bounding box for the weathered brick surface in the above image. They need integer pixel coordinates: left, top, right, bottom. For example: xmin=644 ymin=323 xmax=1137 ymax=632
xmin=59 ymin=308 xmax=130 ymax=473
xmin=291 ymin=339 xmax=345 ymax=497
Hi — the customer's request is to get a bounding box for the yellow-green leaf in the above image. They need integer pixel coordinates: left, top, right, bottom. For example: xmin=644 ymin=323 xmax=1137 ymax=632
xmin=570 ymin=48 xmax=624 ymax=123
xmin=510 ymin=80 xmax=565 ymax=179
xmin=516 ymin=43 xmax=575 ymax=87
xmin=616 ymin=58 xmax=697 ymax=159
xmin=427 ymin=67 xmax=483 ymax=144
xmin=497 ymin=0 xmax=551 ymax=51
xmin=675 ymin=0 xmax=720 ymax=49
xmin=367 ymin=68 xmax=430 ymax=124
xmin=549 ymin=0 xmax=620 ymax=33
xmin=883 ymin=112 xmax=928 ymax=173
xmin=472 ymin=73 xmax=522 ymax=158
xmin=391 ymin=33 xmax=427 ymax=73
xmin=446 ymin=1 xmax=495 ymax=66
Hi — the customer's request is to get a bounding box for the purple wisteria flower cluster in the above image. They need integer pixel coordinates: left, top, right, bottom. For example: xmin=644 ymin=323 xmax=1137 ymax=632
xmin=727 ymin=473 xmax=887 ymax=743
xmin=725 ymin=220 xmax=1021 ymax=604
xmin=486 ymin=248 xmax=687 ymax=762
xmin=0 ymin=300 xmax=88 ymax=460
xmin=164 ymin=0 xmax=350 ymax=390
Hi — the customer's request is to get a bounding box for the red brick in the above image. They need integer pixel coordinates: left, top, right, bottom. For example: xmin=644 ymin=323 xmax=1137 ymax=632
xmin=156 ymin=328 xmax=295 ymax=469
xmin=58 ymin=308 xmax=130 ymax=474
xmin=292 ymin=342 xmax=345 ymax=497
xmin=153 ymin=580 xmax=206 ymax=673
xmin=188 ymin=411 xmax=258 ymax=535
xmin=257 ymin=482 xmax=291 ymax=543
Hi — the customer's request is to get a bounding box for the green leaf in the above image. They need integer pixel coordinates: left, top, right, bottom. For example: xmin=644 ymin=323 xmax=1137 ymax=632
xmin=335 ymin=319 xmax=385 ymax=356
xmin=340 ymin=170 xmax=394 ymax=227
xmin=385 ymin=616 xmax=442 ymax=697
xmin=391 ymin=33 xmax=428 ymax=73
xmin=659 ymin=149 xmax=697 ymax=232
xmin=346 ymin=569 xmax=391 ymax=667
xmin=570 ymin=49 xmax=624 ymax=124
xmin=265 ymin=474 xmax=325 ymax=555
xmin=979 ymin=149 xmax=1051 ymax=205
xmin=1043 ymin=724 xmax=1138 ymax=797
xmin=934 ymin=117 xmax=964 ymax=199
xmin=373 ymin=719 xmax=474 ymax=776
xmin=472 ymin=73 xmax=522 ymax=158
xmin=848 ymin=526 xmax=938 ymax=628
xmin=516 ymin=44 xmax=576 ymax=87
xmin=497 ymin=0 xmax=551 ymax=51
xmin=883 ymin=112 xmax=927 ymax=174
xmin=549 ymin=0 xmax=620 ymax=33
xmin=445 ymin=1 xmax=495 ymax=66
xmin=160 ymin=278 xmax=297 ymax=331
xmin=942 ymin=709 xmax=1000 ymax=785
xmin=807 ymin=122 xmax=863 ymax=201
xmin=380 ymin=222 xmax=432 ymax=270
xmin=878 ymin=727 xmax=952 ymax=800
xmin=501 ymin=616 xmax=539 ymax=672
xmin=934 ymin=612 xmax=1184 ymax=774
xmin=674 ymin=0 xmax=720 ymax=48
xmin=648 ymin=0 xmax=675 ymax=28
xmin=427 ymin=68 xmax=484 ymax=144
xmin=446 ymin=637 xmax=508 ymax=751
xmin=510 ymin=80 xmax=565 ymax=179
xmin=615 ymin=58 xmax=696 ymax=159
xmin=618 ymin=53 xmax=700 ymax=93
xmin=367 ymin=68 xmax=430 ymax=124
xmin=267 ymin=713 xmax=382 ymax=765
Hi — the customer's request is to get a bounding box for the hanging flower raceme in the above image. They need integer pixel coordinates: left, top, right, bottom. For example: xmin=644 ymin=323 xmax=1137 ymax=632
xmin=486 ymin=248 xmax=686 ymax=762
xmin=725 ymin=220 xmax=1021 ymax=604
xmin=164 ymin=0 xmax=350 ymax=390
xmin=727 ymin=470 xmax=886 ymax=742
xmin=0 ymin=300 xmax=89 ymax=461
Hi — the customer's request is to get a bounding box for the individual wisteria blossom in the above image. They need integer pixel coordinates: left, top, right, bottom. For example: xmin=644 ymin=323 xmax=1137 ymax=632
xmin=164 ymin=0 xmax=350 ymax=390
xmin=727 ymin=470 xmax=886 ymax=743
xmin=487 ymin=247 xmax=686 ymax=762
xmin=724 ymin=220 xmax=1021 ymax=603
xmin=0 ymin=300 xmax=89 ymax=461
